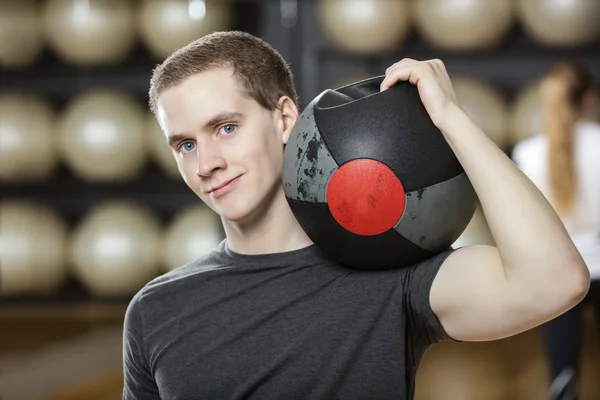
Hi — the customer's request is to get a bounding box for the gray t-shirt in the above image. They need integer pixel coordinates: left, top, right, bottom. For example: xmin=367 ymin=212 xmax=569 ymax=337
xmin=123 ymin=240 xmax=454 ymax=400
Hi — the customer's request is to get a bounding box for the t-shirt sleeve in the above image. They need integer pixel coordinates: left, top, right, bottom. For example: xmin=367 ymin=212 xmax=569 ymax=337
xmin=123 ymin=289 xmax=161 ymax=400
xmin=403 ymin=248 xmax=456 ymax=345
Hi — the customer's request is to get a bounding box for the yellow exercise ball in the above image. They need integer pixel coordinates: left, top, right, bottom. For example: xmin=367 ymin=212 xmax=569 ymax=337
xmin=57 ymin=90 xmax=147 ymax=181
xmin=138 ymin=0 xmax=232 ymax=59
xmin=417 ymin=341 xmax=510 ymax=400
xmin=316 ymin=0 xmax=411 ymax=54
xmin=452 ymin=76 xmax=510 ymax=151
xmin=509 ymin=81 xmax=542 ymax=147
xmin=0 ymin=201 xmax=69 ymax=296
xmin=42 ymin=0 xmax=136 ymax=65
xmin=518 ymin=0 xmax=600 ymax=46
xmin=70 ymin=201 xmax=163 ymax=297
xmin=162 ymin=205 xmax=224 ymax=272
xmin=0 ymin=92 xmax=59 ymax=182
xmin=413 ymin=0 xmax=515 ymax=51
xmin=146 ymin=113 xmax=180 ymax=179
xmin=0 ymin=0 xmax=44 ymax=68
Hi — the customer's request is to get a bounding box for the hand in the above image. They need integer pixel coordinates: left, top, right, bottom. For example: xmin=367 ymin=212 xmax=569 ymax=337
xmin=380 ymin=58 xmax=461 ymax=128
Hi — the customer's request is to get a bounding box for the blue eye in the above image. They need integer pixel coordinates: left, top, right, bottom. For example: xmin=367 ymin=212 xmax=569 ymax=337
xmin=180 ymin=141 xmax=196 ymax=153
xmin=220 ymin=124 xmax=236 ymax=135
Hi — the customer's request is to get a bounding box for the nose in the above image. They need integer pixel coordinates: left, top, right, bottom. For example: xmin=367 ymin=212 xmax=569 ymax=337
xmin=195 ymin=142 xmax=226 ymax=178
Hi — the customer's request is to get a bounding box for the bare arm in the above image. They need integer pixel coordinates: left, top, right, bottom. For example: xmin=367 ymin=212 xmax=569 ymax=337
xmin=381 ymin=59 xmax=590 ymax=342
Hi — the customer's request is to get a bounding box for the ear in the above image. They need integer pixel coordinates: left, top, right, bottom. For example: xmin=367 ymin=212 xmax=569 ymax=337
xmin=275 ymin=96 xmax=299 ymax=145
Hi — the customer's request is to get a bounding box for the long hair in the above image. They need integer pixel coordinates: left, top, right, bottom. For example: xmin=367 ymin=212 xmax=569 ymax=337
xmin=540 ymin=61 xmax=595 ymax=216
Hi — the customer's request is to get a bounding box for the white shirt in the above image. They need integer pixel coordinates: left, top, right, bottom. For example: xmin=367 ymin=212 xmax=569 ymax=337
xmin=512 ymin=121 xmax=600 ymax=279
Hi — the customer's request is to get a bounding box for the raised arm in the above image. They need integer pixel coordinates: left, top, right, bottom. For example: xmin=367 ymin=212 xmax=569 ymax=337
xmin=381 ymin=59 xmax=590 ymax=342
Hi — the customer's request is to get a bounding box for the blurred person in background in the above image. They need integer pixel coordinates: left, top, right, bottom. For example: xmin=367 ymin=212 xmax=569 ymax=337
xmin=512 ymin=61 xmax=600 ymax=400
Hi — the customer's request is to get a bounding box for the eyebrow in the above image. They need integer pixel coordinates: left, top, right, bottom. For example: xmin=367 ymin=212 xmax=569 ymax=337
xmin=204 ymin=111 xmax=244 ymax=131
xmin=167 ymin=111 xmax=244 ymax=148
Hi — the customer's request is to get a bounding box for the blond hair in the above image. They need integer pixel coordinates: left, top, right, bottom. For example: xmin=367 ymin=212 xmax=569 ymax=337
xmin=541 ymin=61 xmax=595 ymax=216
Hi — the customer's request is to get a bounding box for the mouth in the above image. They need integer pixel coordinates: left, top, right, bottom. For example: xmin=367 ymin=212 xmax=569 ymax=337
xmin=208 ymin=175 xmax=242 ymax=198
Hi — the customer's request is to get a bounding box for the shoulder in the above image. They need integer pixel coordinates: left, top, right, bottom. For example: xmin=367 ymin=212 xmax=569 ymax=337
xmin=341 ymin=248 xmax=455 ymax=285
xmin=400 ymin=248 xmax=458 ymax=343
xmin=398 ymin=248 xmax=456 ymax=308
xmin=126 ymin=240 xmax=229 ymax=315
xmin=402 ymin=248 xmax=457 ymax=292
xmin=406 ymin=247 xmax=456 ymax=274
xmin=124 ymin=284 xmax=146 ymax=335
xmin=150 ymin=239 xmax=228 ymax=284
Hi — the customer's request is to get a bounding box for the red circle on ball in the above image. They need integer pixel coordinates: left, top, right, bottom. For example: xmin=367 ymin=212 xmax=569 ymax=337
xmin=326 ymin=159 xmax=405 ymax=236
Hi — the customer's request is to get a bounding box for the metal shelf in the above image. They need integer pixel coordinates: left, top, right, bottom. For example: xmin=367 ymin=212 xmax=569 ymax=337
xmin=0 ymin=276 xmax=136 ymax=319
xmin=0 ymin=301 xmax=129 ymax=322
xmin=293 ymin=1 xmax=600 ymax=104
xmin=1 ymin=165 xmax=198 ymax=221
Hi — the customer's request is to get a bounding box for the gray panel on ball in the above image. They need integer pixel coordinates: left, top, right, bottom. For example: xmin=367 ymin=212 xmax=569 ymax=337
xmin=282 ymin=101 xmax=339 ymax=203
xmin=394 ymin=173 xmax=477 ymax=252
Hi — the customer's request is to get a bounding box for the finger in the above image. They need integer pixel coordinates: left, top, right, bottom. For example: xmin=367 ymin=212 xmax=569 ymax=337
xmin=380 ymin=60 xmax=434 ymax=91
xmin=385 ymin=58 xmax=418 ymax=75
xmin=388 ymin=59 xmax=438 ymax=78
xmin=380 ymin=65 xmax=415 ymax=91
xmin=385 ymin=60 xmax=422 ymax=80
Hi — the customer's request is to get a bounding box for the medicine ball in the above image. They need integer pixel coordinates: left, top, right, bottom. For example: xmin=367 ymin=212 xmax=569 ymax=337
xmin=283 ymin=76 xmax=477 ymax=269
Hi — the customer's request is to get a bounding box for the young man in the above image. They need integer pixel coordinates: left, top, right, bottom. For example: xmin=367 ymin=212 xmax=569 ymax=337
xmin=123 ymin=31 xmax=590 ymax=399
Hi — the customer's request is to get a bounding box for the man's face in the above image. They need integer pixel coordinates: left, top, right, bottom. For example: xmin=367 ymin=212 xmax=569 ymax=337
xmin=156 ymin=67 xmax=296 ymax=224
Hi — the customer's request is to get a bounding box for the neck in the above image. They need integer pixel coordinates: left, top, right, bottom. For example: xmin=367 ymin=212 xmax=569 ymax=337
xmin=221 ymin=186 xmax=313 ymax=255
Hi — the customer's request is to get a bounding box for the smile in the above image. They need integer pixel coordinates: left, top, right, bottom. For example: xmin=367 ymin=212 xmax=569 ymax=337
xmin=210 ymin=175 xmax=241 ymax=199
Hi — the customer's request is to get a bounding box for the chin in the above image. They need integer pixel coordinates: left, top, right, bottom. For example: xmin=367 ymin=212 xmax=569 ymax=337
xmin=220 ymin=209 xmax=250 ymax=224
xmin=215 ymin=201 xmax=256 ymax=224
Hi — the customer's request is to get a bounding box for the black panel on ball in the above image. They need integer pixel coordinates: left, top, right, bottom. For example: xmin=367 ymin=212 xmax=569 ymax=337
xmin=287 ymin=199 xmax=435 ymax=270
xmin=313 ymin=76 xmax=464 ymax=192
